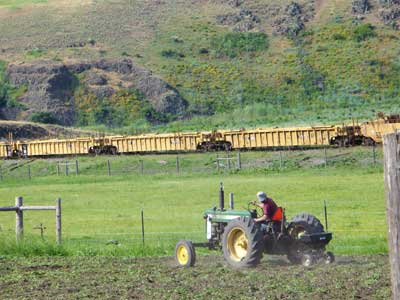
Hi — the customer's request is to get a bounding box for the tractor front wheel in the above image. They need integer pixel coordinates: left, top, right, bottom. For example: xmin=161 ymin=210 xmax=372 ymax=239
xmin=222 ymin=217 xmax=263 ymax=268
xmin=175 ymin=240 xmax=196 ymax=267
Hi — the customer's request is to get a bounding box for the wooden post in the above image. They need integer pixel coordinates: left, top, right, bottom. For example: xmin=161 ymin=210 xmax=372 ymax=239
xmin=140 ymin=160 xmax=144 ymax=175
xmin=56 ymin=198 xmax=62 ymax=245
xmin=176 ymin=156 xmax=180 ymax=174
xmin=65 ymin=161 xmax=69 ymax=176
xmin=383 ymin=132 xmax=400 ymax=300
xmin=28 ymin=165 xmax=31 ymax=180
xmin=373 ymin=143 xmax=377 ymax=166
xmin=75 ymin=160 xmax=79 ymax=175
xmin=237 ymin=151 xmax=241 ymax=170
xmin=107 ymin=160 xmax=111 ymax=176
xmin=15 ymin=196 xmax=23 ymax=242
xmin=141 ymin=209 xmax=145 ymax=247
xmin=57 ymin=162 xmax=60 ymax=176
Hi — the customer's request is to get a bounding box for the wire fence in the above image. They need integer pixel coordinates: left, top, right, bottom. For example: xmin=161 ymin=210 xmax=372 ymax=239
xmin=0 ymin=146 xmax=383 ymax=181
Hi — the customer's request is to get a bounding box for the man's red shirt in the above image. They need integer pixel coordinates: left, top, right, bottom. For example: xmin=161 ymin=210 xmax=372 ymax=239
xmin=262 ymin=197 xmax=278 ymax=220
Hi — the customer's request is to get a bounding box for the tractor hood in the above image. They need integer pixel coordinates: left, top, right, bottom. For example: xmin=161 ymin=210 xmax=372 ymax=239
xmin=204 ymin=208 xmax=251 ymax=223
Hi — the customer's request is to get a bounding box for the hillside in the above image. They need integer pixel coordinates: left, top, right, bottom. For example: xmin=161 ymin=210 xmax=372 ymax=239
xmin=1 ymin=0 xmax=400 ymax=132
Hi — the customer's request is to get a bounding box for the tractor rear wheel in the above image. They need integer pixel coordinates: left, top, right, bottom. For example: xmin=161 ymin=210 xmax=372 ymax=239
xmin=175 ymin=240 xmax=196 ymax=267
xmin=289 ymin=213 xmax=324 ymax=237
xmin=222 ymin=217 xmax=263 ymax=268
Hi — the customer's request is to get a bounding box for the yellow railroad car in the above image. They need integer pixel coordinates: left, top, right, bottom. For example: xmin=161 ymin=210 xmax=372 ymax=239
xmin=0 ymin=142 xmax=10 ymax=158
xmin=16 ymin=138 xmax=93 ymax=157
xmin=221 ymin=126 xmax=337 ymax=149
xmin=360 ymin=114 xmax=400 ymax=144
xmin=111 ymin=132 xmax=202 ymax=153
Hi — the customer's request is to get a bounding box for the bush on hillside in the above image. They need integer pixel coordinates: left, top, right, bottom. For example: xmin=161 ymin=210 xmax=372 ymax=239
xmin=212 ymin=32 xmax=269 ymax=58
xmin=353 ymin=23 xmax=376 ymax=42
xmin=29 ymin=112 xmax=58 ymax=124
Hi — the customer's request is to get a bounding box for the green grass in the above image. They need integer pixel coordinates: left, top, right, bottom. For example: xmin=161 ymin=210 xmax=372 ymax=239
xmin=0 ymin=0 xmax=47 ymax=9
xmin=0 ymin=148 xmax=387 ymax=257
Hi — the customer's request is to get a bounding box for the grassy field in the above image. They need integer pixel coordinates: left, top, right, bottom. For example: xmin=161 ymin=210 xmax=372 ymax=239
xmin=0 ymin=148 xmax=387 ymax=256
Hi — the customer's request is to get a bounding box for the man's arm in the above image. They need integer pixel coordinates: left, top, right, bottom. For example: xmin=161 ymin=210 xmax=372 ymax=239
xmin=254 ymin=214 xmax=267 ymax=223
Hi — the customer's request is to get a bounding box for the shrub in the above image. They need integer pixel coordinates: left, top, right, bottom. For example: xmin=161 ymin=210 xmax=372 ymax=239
xmin=161 ymin=49 xmax=185 ymax=59
xmin=353 ymin=23 xmax=376 ymax=42
xmin=211 ymin=32 xmax=269 ymax=58
xmin=29 ymin=112 xmax=58 ymax=124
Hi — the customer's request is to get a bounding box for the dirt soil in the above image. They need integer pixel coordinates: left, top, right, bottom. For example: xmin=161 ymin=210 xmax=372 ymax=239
xmin=0 ymin=254 xmax=391 ymax=299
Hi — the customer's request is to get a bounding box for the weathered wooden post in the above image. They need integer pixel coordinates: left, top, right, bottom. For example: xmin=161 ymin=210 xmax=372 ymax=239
xmin=237 ymin=151 xmax=241 ymax=170
xmin=15 ymin=196 xmax=23 ymax=242
xmin=141 ymin=209 xmax=145 ymax=247
xmin=140 ymin=160 xmax=144 ymax=175
xmin=107 ymin=160 xmax=111 ymax=176
xmin=56 ymin=198 xmax=62 ymax=245
xmin=383 ymin=132 xmax=400 ymax=300
xmin=75 ymin=160 xmax=79 ymax=175
xmin=176 ymin=156 xmax=180 ymax=174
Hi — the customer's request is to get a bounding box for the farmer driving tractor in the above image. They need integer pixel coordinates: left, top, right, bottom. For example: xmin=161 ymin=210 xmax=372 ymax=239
xmin=251 ymin=191 xmax=282 ymax=234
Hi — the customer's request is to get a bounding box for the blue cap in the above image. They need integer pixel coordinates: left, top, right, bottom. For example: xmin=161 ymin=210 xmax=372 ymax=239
xmin=257 ymin=191 xmax=267 ymax=202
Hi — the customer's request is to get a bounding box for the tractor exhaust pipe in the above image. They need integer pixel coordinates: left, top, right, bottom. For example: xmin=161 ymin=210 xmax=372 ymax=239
xmin=219 ymin=182 xmax=225 ymax=210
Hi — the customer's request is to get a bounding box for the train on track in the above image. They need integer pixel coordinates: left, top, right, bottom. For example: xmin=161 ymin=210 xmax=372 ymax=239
xmin=1 ymin=113 xmax=399 ymax=159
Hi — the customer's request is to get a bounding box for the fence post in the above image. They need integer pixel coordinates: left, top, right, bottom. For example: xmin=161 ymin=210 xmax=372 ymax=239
xmin=65 ymin=161 xmax=69 ymax=176
xmin=57 ymin=162 xmax=60 ymax=176
xmin=383 ymin=132 xmax=400 ymax=300
xmin=107 ymin=160 xmax=111 ymax=176
xmin=140 ymin=160 xmax=144 ymax=175
xmin=141 ymin=209 xmax=145 ymax=247
xmin=15 ymin=196 xmax=23 ymax=242
xmin=237 ymin=151 xmax=241 ymax=170
xmin=28 ymin=165 xmax=31 ymax=180
xmin=56 ymin=198 xmax=62 ymax=245
xmin=176 ymin=156 xmax=180 ymax=174
xmin=373 ymin=143 xmax=377 ymax=166
xmin=75 ymin=160 xmax=79 ymax=175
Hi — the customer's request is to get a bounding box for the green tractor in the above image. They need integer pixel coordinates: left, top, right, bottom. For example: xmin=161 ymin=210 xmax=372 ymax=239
xmin=175 ymin=184 xmax=334 ymax=268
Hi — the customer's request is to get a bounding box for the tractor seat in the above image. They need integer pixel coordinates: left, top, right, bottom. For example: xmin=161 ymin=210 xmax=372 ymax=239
xmin=271 ymin=207 xmax=284 ymax=222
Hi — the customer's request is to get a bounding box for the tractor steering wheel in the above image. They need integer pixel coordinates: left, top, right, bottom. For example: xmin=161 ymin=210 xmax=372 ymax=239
xmin=247 ymin=201 xmax=263 ymax=218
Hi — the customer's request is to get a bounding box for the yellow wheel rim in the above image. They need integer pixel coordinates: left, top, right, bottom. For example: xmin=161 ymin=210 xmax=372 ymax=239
xmin=227 ymin=228 xmax=248 ymax=262
xmin=177 ymin=245 xmax=189 ymax=265
xmin=290 ymin=225 xmax=305 ymax=239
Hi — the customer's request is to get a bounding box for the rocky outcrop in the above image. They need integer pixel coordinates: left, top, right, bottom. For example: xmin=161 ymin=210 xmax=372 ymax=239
xmin=272 ymin=2 xmax=309 ymax=37
xmin=351 ymin=0 xmax=371 ymax=14
xmin=5 ymin=58 xmax=188 ymax=125
xmin=216 ymin=9 xmax=261 ymax=32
